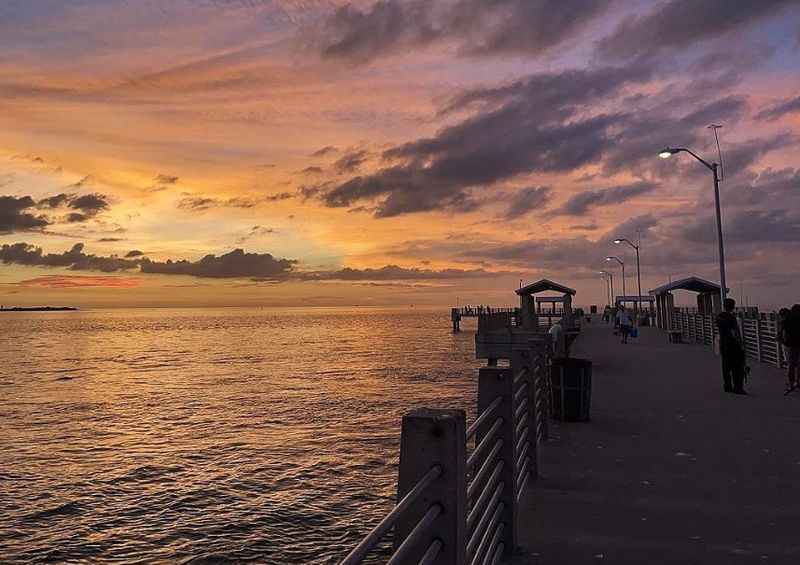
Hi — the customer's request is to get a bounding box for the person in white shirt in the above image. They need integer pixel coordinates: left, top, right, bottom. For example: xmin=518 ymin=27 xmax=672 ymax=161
xmin=616 ymin=306 xmax=632 ymax=344
xmin=548 ymin=319 xmax=566 ymax=358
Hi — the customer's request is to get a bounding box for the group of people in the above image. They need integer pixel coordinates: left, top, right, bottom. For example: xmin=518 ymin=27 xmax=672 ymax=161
xmin=716 ymin=299 xmax=800 ymax=395
xmin=601 ymin=304 xmax=634 ymax=344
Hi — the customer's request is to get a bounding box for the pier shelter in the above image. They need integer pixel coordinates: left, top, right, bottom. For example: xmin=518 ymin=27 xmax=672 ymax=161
xmin=516 ymin=279 xmax=576 ymax=331
xmin=649 ymin=276 xmax=723 ymax=330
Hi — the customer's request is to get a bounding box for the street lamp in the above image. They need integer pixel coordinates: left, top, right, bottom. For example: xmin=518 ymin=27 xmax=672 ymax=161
xmin=614 ymin=237 xmax=642 ymax=317
xmin=659 ymin=146 xmax=727 ymax=304
xmin=599 ymin=270 xmax=614 ymax=307
xmin=606 ymin=256 xmax=626 ymax=303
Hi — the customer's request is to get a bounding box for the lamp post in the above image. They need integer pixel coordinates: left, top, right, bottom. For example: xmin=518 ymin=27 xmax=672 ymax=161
xmin=606 ymin=256 xmax=625 ymax=305
xmin=614 ymin=237 xmax=642 ymax=318
xmin=659 ymin=146 xmax=727 ymax=306
xmin=599 ymin=271 xmax=613 ymax=307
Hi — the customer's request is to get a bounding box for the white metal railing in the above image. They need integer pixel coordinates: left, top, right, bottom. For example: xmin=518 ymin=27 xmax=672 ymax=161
xmin=670 ymin=309 xmax=788 ymax=369
xmin=339 ymin=341 xmax=551 ymax=565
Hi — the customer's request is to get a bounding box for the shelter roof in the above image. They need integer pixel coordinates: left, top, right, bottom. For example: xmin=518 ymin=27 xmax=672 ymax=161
xmin=649 ymin=276 xmax=721 ymax=295
xmin=516 ymin=279 xmax=576 ymax=297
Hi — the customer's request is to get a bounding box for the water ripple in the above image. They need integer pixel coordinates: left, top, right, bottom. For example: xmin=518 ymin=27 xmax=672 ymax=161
xmin=0 ymin=307 xmax=483 ymax=563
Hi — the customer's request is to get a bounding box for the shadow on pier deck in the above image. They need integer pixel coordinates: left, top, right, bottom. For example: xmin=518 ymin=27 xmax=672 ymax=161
xmin=515 ymin=322 xmax=800 ymax=565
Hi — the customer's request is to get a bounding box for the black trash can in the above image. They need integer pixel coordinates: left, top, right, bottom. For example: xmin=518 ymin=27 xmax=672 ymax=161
xmin=550 ymin=358 xmax=592 ymax=422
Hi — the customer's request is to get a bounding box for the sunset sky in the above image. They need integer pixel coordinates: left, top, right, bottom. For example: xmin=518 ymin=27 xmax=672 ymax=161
xmin=1 ymin=0 xmax=799 ymax=308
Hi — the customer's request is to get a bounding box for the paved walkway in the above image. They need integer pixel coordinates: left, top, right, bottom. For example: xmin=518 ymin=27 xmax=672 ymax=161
xmin=515 ymin=321 xmax=800 ymax=565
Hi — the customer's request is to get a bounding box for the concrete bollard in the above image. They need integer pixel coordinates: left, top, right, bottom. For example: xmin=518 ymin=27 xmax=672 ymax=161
xmin=477 ymin=366 xmax=518 ymax=559
xmin=396 ymin=408 xmax=467 ymax=565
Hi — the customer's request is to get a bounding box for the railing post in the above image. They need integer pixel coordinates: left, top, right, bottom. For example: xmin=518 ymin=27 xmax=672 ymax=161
xmin=477 ymin=366 xmax=518 ymax=560
xmin=396 ymin=409 xmax=466 ymax=565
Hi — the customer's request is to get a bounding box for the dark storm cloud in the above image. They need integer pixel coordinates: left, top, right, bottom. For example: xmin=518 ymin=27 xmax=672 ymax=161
xmin=597 ymin=0 xmax=797 ymax=60
xmin=555 ymin=182 xmax=657 ymax=216
xmin=179 ymin=192 xmax=294 ymax=211
xmin=155 ymin=174 xmax=179 ymax=184
xmin=0 ymin=242 xmax=138 ymax=272
xmin=302 ymin=264 xmax=506 ymax=281
xmin=756 ymin=95 xmax=800 ymax=121
xmin=504 ymin=186 xmax=552 ymax=219
xmin=601 ymin=95 xmax=748 ymax=174
xmin=316 ymin=63 xmax=659 ymax=217
xmin=333 ymin=149 xmax=369 ymax=173
xmin=604 ymin=214 xmax=659 ymax=241
xmin=0 ymin=195 xmax=49 ymax=233
xmin=264 ymin=192 xmax=293 ymax=202
xmin=31 ymin=192 xmax=110 ymax=223
xmin=680 ymin=210 xmax=800 ymax=245
xmin=0 ymin=242 xmax=298 ymax=279
xmin=311 ymin=146 xmax=338 ymax=157
xmin=141 ymin=249 xmax=296 ymax=279
xmin=178 ymin=196 xmax=258 ymax=210
xmin=320 ymin=0 xmax=609 ymax=63
xmin=36 ymin=193 xmax=72 ymax=209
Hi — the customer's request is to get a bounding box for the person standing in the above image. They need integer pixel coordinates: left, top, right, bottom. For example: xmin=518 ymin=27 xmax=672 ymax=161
xmin=548 ymin=319 xmax=566 ymax=358
xmin=783 ymin=305 xmax=800 ymax=394
xmin=716 ymin=298 xmax=746 ymax=395
xmin=616 ymin=306 xmax=632 ymax=344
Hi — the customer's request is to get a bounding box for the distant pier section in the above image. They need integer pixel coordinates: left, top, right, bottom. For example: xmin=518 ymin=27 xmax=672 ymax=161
xmin=450 ymin=306 xmax=517 ymax=332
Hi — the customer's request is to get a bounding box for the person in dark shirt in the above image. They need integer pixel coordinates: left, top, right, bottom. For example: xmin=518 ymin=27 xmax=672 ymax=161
xmin=783 ymin=304 xmax=800 ymax=393
xmin=716 ymin=298 xmax=746 ymax=394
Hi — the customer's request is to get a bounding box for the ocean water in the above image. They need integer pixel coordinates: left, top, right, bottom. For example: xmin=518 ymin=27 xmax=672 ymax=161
xmin=0 ymin=307 xmax=483 ymax=564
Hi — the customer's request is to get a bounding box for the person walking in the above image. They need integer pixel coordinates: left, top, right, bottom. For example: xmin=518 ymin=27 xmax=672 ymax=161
xmin=616 ymin=306 xmax=632 ymax=344
xmin=783 ymin=304 xmax=800 ymax=394
xmin=716 ymin=298 xmax=746 ymax=395
xmin=548 ymin=319 xmax=566 ymax=358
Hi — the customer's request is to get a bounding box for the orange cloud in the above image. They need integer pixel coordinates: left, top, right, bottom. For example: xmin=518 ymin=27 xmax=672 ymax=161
xmin=17 ymin=275 xmax=140 ymax=288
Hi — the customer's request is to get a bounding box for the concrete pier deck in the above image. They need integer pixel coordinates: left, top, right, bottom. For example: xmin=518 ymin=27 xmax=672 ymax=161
xmin=515 ymin=322 xmax=800 ymax=564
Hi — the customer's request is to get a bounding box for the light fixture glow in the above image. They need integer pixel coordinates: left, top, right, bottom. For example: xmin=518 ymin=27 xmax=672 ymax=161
xmin=659 ymin=148 xmax=677 ymax=159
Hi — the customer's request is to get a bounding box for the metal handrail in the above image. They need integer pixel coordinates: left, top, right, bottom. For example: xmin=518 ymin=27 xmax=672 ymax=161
xmin=467 ymin=439 xmax=503 ymax=501
xmin=467 ymin=464 xmax=504 ymax=530
xmin=513 ymin=396 xmax=527 ymax=422
xmin=488 ymin=541 xmax=505 ymax=565
xmin=515 ymin=440 xmax=530 ymax=472
xmin=466 ymin=486 xmax=503 ymax=557
xmin=469 ymin=503 xmax=504 ymax=565
xmin=417 ymin=539 xmax=443 ymax=565
xmin=481 ymin=522 xmax=505 ymax=565
xmin=513 ymin=381 xmax=528 ymax=406
xmin=340 ymin=465 xmax=442 ymax=565
xmin=386 ymin=504 xmax=442 ymax=565
xmin=515 ymin=425 xmax=529 ymax=454
xmin=466 ymin=396 xmax=503 ymax=441
xmin=467 ymin=418 xmax=503 ymax=470
xmin=513 ymin=366 xmax=528 ymax=387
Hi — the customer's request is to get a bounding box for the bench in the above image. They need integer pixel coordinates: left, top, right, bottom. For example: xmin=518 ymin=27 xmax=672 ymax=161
xmin=668 ymin=330 xmax=684 ymax=344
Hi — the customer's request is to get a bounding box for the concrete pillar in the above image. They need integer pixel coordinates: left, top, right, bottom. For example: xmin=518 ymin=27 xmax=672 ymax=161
xmin=519 ymin=294 xmax=537 ymax=330
xmin=396 ymin=408 xmax=467 ymax=565
xmin=477 ymin=366 xmax=519 ymax=561
xmin=665 ymin=293 xmax=675 ymax=330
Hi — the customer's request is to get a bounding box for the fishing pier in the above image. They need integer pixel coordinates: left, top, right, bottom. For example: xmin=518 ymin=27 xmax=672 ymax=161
xmin=340 ymin=278 xmax=799 ymax=564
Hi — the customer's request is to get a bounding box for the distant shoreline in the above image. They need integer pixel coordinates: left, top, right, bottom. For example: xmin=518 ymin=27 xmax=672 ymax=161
xmin=0 ymin=307 xmax=78 ymax=312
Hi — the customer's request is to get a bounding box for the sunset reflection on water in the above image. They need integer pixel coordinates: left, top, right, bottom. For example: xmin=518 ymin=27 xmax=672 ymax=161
xmin=1 ymin=307 xmax=481 ymax=563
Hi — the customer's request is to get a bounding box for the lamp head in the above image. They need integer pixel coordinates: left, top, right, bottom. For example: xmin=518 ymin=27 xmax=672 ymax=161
xmin=605 ymin=256 xmax=614 ymax=261
xmin=659 ymin=147 xmax=679 ymax=159
xmin=613 ymin=238 xmax=623 ymax=244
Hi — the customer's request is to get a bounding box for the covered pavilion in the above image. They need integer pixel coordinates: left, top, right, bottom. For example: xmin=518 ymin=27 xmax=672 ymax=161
xmin=516 ymin=279 xmax=576 ymax=330
xmin=649 ymin=276 xmax=723 ymax=330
